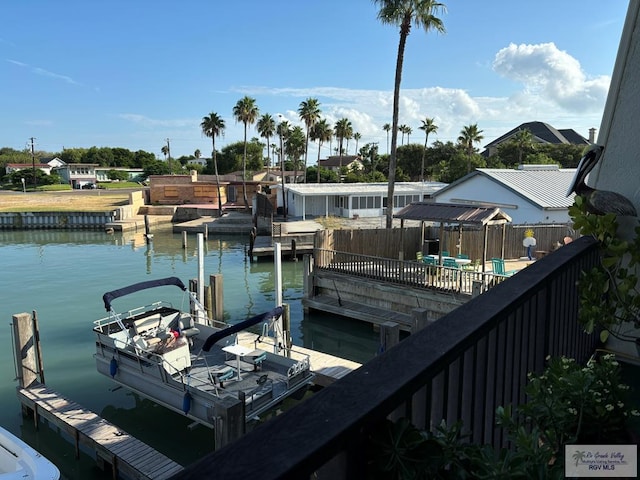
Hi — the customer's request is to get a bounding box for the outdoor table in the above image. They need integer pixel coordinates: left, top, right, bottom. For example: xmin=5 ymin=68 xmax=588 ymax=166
xmin=222 ymin=344 xmax=254 ymax=380
xmin=427 ymin=254 xmax=472 ymax=266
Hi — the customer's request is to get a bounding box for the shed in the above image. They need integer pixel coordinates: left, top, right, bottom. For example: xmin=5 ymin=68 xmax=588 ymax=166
xmin=394 ymin=202 xmax=512 ymax=272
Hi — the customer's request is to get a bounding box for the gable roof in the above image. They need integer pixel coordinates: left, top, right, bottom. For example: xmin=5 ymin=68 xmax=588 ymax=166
xmin=433 ymin=165 xmax=577 ymax=210
xmin=319 ymin=155 xmax=362 ymax=167
xmin=394 ymin=202 xmax=512 ymax=225
xmin=484 ymin=121 xmax=589 ymax=149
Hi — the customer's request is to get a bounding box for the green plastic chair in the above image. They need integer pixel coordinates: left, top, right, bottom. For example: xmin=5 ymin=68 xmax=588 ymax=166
xmin=441 ymin=250 xmax=450 ymax=257
xmin=491 ymin=258 xmax=516 ymax=276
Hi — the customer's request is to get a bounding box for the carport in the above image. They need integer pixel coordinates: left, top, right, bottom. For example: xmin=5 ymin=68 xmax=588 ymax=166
xmin=394 ymin=202 xmax=512 ymax=272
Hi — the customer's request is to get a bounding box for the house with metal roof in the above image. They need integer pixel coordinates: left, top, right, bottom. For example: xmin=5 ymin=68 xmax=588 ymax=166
xmin=274 ymin=182 xmax=447 ymax=220
xmin=430 ymin=164 xmax=577 ymax=224
xmin=482 ymin=121 xmax=591 ymax=157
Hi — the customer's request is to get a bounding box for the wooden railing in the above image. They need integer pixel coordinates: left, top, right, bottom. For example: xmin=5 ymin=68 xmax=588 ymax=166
xmin=172 ymin=236 xmax=601 ymax=480
xmin=314 ymin=248 xmax=508 ymax=294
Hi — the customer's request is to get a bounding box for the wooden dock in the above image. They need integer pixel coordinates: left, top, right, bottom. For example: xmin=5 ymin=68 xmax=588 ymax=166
xmin=250 ymin=235 xmax=314 ymax=259
xmin=12 ymin=311 xmax=183 ymax=480
xmin=17 ymin=384 xmax=183 ymax=480
xmin=237 ymin=331 xmax=362 ymax=387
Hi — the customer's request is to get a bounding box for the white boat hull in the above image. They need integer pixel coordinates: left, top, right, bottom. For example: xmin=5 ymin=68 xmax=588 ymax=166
xmin=0 ymin=426 xmax=60 ymax=480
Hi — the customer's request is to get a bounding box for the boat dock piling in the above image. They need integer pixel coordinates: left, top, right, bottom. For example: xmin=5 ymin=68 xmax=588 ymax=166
xmin=12 ymin=311 xmax=183 ymax=480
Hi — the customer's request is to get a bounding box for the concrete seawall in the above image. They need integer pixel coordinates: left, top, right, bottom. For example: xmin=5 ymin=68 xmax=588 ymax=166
xmin=0 ymin=211 xmax=118 ymax=229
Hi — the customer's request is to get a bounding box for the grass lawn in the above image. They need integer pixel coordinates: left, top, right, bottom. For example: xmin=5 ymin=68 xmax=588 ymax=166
xmin=0 ymin=191 xmax=133 ymax=212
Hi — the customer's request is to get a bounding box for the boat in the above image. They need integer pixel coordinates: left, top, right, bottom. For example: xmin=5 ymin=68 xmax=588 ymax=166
xmin=92 ymin=277 xmax=313 ymax=436
xmin=0 ymin=425 xmax=60 ymax=480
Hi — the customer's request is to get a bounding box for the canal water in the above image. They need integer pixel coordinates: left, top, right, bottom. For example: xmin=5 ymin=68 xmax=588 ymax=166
xmin=0 ymin=227 xmax=379 ymax=479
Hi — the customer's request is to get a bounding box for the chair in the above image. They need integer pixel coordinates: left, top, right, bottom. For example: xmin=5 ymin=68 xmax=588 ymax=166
xmin=491 ymin=258 xmax=516 ymax=276
xmin=416 ymin=251 xmax=424 ymax=262
xmin=443 ymin=258 xmax=459 ymax=269
xmin=441 ymin=250 xmax=450 ymax=257
xmin=423 ymin=256 xmax=436 ymax=266
xmin=456 ymin=253 xmax=470 ymax=259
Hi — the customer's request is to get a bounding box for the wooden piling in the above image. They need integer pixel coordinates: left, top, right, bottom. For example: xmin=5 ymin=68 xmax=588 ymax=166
xmin=182 ymin=231 xmax=187 ymax=249
xmin=209 ymin=274 xmax=224 ymax=324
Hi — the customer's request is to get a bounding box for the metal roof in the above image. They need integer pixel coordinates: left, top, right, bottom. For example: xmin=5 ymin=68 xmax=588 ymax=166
xmin=281 ymin=182 xmax=448 ymax=197
xmin=432 ymin=166 xmax=577 ymax=210
xmin=394 ymin=202 xmax=512 ymax=225
xmin=476 ymin=167 xmax=577 ymax=209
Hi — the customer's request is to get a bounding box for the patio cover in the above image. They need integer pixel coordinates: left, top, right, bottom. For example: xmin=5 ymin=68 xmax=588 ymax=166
xmin=394 ymin=202 xmax=512 ymax=271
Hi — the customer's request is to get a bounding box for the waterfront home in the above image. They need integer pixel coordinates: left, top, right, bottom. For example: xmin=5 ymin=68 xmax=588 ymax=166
xmin=430 ymin=164 xmax=577 ymax=224
xmin=274 ymin=181 xmax=447 ymax=220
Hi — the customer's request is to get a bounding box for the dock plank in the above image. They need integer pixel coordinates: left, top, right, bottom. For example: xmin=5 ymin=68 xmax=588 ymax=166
xmin=17 ymin=385 xmax=183 ymax=480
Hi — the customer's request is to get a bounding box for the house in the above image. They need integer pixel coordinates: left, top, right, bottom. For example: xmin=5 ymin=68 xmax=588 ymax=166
xmin=276 ymin=182 xmax=447 ymax=220
xmin=430 ymin=164 xmax=577 ymax=224
xmin=52 ymin=163 xmax=99 ymax=188
xmin=318 ymin=155 xmax=364 ymax=175
xmin=95 ymin=167 xmax=145 ymax=183
xmin=252 ymin=169 xmax=305 ymax=184
xmin=482 ymin=121 xmax=592 ymax=157
xmin=5 ymin=157 xmax=65 ymax=176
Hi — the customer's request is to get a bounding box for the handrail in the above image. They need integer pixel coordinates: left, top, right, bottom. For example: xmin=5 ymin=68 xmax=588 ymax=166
xmin=314 ymin=248 xmax=508 ymax=293
xmin=171 ymin=236 xmax=600 ymax=480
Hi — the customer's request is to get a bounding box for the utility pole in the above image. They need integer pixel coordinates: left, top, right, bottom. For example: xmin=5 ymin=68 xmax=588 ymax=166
xmin=29 ymin=137 xmax=36 ymax=189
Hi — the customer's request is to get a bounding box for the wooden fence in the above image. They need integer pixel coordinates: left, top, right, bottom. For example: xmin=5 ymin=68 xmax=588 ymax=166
xmin=315 ymin=223 xmax=576 ymax=261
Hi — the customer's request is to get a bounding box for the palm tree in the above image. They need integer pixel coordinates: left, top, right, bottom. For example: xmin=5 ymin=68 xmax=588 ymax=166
xmin=353 ymin=132 xmax=362 ymax=154
xmin=232 ymin=96 xmax=259 ymax=210
xmin=201 ymin=112 xmax=226 ymax=217
xmin=287 ymin=126 xmax=306 ymax=183
xmin=270 ymin=143 xmax=277 ymax=171
xmin=194 ymin=149 xmax=201 ymax=159
xmin=277 ymin=119 xmax=291 ymax=218
xmin=161 ymin=145 xmax=169 ymax=161
xmin=399 ymin=124 xmax=408 ymax=145
xmin=310 ymin=118 xmax=333 ymax=183
xmin=257 ymin=114 xmax=276 ymax=175
xmin=334 ymin=118 xmax=352 ymax=182
xmin=513 ymin=128 xmax=534 ymax=165
xmin=374 ymin=0 xmax=446 ymax=228
xmin=383 ymin=123 xmax=391 ymax=154
xmin=405 ymin=126 xmax=412 ymax=144
xmin=298 ymin=98 xmax=321 ymax=183
xmin=419 ymin=117 xmax=438 ymax=181
xmin=458 ymin=123 xmax=484 ymax=174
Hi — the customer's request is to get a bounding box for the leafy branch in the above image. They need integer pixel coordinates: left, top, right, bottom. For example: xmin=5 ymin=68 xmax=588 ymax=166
xmin=569 ymin=195 xmax=640 ymax=342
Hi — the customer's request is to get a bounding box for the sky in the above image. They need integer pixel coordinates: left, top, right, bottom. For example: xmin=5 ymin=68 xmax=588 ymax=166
xmin=0 ymin=1 xmax=631 ymax=162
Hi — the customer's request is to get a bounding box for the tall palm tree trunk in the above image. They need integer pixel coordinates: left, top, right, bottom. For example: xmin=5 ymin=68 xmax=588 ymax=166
xmin=242 ymin=123 xmax=249 ymax=210
xmin=386 ymin=23 xmax=408 ymax=229
xmin=212 ymin=139 xmax=222 ymax=217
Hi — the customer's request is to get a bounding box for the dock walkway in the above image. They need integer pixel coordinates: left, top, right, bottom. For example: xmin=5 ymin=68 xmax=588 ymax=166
xmin=17 ymin=384 xmax=183 ymax=480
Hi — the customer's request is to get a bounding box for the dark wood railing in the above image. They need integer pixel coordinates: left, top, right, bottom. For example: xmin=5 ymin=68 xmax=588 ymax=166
xmin=314 ymin=248 xmax=508 ymax=293
xmin=172 ymin=236 xmax=600 ymax=480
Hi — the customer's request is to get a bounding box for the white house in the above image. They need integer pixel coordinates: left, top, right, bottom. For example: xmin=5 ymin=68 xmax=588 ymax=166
xmin=275 ymin=182 xmax=447 ymax=220
xmin=430 ymin=165 xmax=577 ymax=224
xmin=5 ymin=157 xmax=65 ymax=176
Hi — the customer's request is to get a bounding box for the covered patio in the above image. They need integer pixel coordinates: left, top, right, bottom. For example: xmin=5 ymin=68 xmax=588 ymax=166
xmin=394 ymin=202 xmax=513 ymax=272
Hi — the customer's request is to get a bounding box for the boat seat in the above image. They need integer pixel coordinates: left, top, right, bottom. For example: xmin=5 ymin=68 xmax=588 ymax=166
xmin=245 ymin=350 xmax=267 ymax=371
xmin=211 ymin=366 xmax=235 ymax=387
xmin=132 ymin=334 xmax=160 ymax=354
xmin=178 ymin=317 xmax=200 ymax=339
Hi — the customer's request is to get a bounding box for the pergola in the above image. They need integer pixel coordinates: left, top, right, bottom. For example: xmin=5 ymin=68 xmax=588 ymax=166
xmin=394 ymin=202 xmax=513 ymax=272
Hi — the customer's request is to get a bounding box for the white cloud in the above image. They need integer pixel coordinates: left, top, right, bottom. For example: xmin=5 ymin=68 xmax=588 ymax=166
xmin=492 ymin=42 xmax=609 ymax=112
xmin=118 ymin=113 xmax=196 ymax=129
xmin=7 ymin=59 xmax=81 ymax=86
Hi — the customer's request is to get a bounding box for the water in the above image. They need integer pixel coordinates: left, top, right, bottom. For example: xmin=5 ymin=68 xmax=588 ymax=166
xmin=0 ymin=228 xmax=379 ymax=479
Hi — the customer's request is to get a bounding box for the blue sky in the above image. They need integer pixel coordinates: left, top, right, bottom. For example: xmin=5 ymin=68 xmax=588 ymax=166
xmin=0 ymin=1 xmax=630 ymax=161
